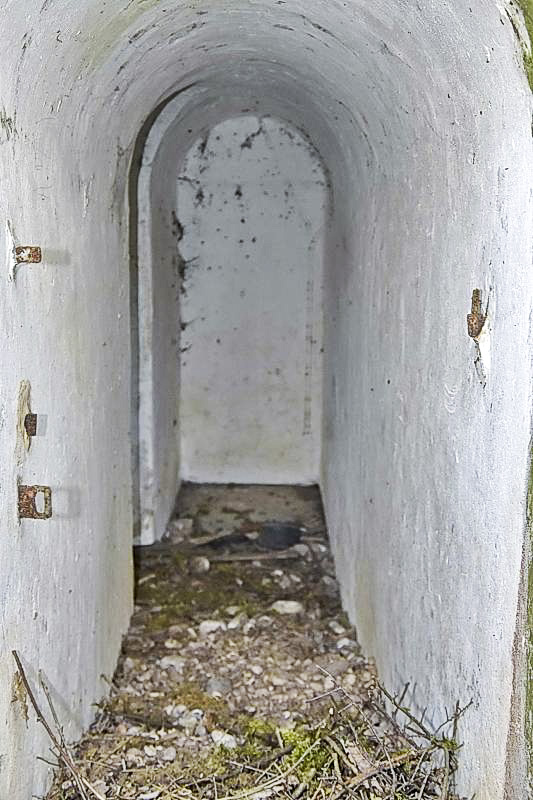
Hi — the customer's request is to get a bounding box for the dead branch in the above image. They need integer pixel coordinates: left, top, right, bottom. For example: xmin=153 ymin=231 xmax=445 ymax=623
xmin=11 ymin=651 xmax=105 ymax=800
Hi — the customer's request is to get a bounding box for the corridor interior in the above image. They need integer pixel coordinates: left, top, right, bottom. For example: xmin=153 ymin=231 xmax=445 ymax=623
xmin=44 ymin=114 xmax=466 ymax=799
xmin=3 ymin=3 xmax=531 ymax=799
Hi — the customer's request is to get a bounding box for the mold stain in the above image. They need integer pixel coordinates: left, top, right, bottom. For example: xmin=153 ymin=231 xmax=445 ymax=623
xmin=515 ymin=0 xmax=533 ymax=89
xmin=0 ymin=108 xmax=17 ymax=144
xmin=303 ymin=277 xmax=315 ymax=437
xmin=10 ymin=670 xmax=28 ymax=725
xmin=240 ymin=123 xmax=264 ymax=150
xmin=79 ymin=0 xmax=161 ymax=74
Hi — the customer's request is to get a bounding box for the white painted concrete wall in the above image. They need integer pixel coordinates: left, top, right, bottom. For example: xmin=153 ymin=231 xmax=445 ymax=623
xmin=177 ymin=116 xmax=326 ymax=483
xmin=0 ymin=3 xmax=531 ymax=799
xmin=137 ymin=97 xmax=187 ymax=545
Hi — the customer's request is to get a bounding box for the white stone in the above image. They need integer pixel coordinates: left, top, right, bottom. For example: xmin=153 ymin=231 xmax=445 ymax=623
xmin=242 ymin=620 xmax=256 ymax=634
xmin=188 ymin=556 xmax=211 ymax=574
xmin=164 ymin=517 xmax=193 ymax=543
xmin=160 ymin=746 xmax=177 ymax=762
xmin=211 ymin=730 xmax=238 ymax=749
xmin=199 ymin=620 xmax=227 ymax=637
xmin=173 ymin=518 xmax=194 ymax=534
xmin=227 ymin=614 xmax=246 ymax=630
xmin=270 ymin=601 xmax=304 ymax=615
xmin=159 ymin=655 xmax=185 ymax=672
xmin=336 ymin=638 xmax=358 ymax=651
xmin=125 ymin=748 xmax=144 ymax=767
xmin=328 ymin=621 xmax=346 ymax=636
xmin=206 ymin=676 xmax=232 ymax=697
xmin=291 ymin=544 xmax=310 ymax=557
xmin=178 ymin=713 xmax=199 ymax=735
xmin=164 ymin=703 xmax=187 ymax=718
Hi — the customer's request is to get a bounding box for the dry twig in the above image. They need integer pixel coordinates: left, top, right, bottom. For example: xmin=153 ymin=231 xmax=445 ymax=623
xmin=11 ymin=651 xmax=106 ymax=800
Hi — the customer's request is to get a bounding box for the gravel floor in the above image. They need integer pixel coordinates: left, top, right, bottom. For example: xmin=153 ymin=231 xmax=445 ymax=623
xmin=44 ymin=485 xmax=462 ymax=800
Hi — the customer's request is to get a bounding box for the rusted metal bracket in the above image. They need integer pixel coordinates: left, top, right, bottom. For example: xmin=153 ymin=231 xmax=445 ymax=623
xmin=23 ymin=414 xmax=37 ymax=437
xmin=467 ymin=289 xmax=486 ymax=339
xmin=18 ymin=485 xmax=52 ymax=520
xmin=15 ymin=246 xmax=42 ymax=264
xmin=7 ymin=222 xmax=43 ymax=280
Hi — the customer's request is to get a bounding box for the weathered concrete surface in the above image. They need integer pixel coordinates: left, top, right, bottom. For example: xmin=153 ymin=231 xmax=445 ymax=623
xmin=177 ymin=116 xmax=326 ymax=484
xmin=0 ymin=2 xmax=531 ymax=799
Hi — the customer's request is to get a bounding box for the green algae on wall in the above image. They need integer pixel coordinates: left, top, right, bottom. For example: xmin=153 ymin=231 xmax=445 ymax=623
xmin=517 ymin=0 xmax=533 ymax=88
xmin=79 ymin=0 xmax=162 ymax=74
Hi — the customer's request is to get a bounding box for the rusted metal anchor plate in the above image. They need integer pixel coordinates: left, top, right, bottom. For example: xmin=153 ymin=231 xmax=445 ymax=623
xmin=24 ymin=414 xmax=38 ymax=437
xmin=18 ymin=485 xmax=52 ymax=519
xmin=15 ymin=246 xmax=42 ymax=264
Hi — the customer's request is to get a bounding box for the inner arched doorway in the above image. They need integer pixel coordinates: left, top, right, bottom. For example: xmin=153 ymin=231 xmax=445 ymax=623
xmin=135 ymin=95 xmax=335 ymax=546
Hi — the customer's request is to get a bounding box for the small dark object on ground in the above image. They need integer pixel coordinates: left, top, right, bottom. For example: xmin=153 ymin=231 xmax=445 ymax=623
xmin=258 ymin=522 xmax=303 ymax=550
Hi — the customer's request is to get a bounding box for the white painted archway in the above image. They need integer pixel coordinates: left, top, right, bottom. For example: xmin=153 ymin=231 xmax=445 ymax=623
xmin=135 ymin=92 xmax=333 ymax=545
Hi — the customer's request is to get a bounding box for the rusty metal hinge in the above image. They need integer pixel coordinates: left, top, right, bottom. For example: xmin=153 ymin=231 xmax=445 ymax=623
xmin=15 ymin=246 xmax=42 ymax=264
xmin=18 ymin=485 xmax=52 ymax=520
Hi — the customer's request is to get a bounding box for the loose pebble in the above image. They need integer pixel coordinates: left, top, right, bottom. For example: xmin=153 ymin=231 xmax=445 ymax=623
xmin=160 ymin=746 xmax=177 ymax=762
xmin=292 ymin=543 xmax=310 ymax=557
xmin=336 ymin=637 xmax=358 ymax=650
xmin=178 ymin=712 xmax=200 ymax=734
xmin=199 ymin=619 xmax=227 ymax=636
xmin=270 ymin=600 xmax=304 ymax=615
xmin=206 ymin=676 xmax=232 ymax=697
xmin=329 ymin=620 xmax=346 ymax=635
xmin=159 ymin=655 xmax=185 ymax=672
xmin=189 ymin=556 xmax=211 ymax=574
xmin=165 ymin=518 xmax=194 ymax=544
xmin=211 ymin=729 xmax=238 ymax=749
xmin=228 ymin=613 xmax=246 ymax=630
xmin=126 ymin=748 xmax=144 ymax=767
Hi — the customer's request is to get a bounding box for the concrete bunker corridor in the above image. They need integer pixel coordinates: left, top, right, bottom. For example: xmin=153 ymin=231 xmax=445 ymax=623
xmin=136 ymin=110 xmax=330 ymax=544
xmin=1 ymin=3 xmax=532 ymax=799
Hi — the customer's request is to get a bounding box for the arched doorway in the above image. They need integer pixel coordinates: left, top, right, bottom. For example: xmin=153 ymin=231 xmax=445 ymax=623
xmin=135 ymin=99 xmax=331 ymax=544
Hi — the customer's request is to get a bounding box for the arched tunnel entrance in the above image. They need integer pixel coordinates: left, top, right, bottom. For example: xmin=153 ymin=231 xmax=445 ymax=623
xmin=136 ymin=109 xmax=330 ymax=545
xmin=1 ymin=3 xmax=532 ymax=800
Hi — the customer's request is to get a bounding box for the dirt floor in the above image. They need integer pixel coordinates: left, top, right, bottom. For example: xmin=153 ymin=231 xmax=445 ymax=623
xmin=43 ymin=485 xmax=464 ymax=800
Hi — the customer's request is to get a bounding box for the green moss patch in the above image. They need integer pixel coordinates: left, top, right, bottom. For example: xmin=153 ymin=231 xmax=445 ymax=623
xmin=517 ymin=0 xmax=533 ymax=89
